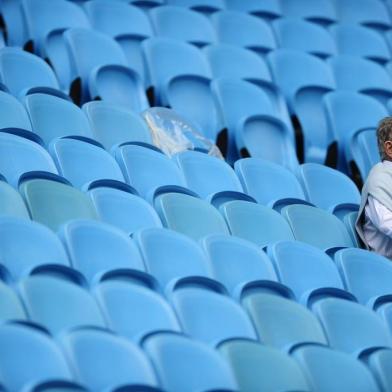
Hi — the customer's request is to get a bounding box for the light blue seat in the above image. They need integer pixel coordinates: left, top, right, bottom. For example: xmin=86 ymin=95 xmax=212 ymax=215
xmin=88 ymin=186 xmax=162 ymax=235
xmin=94 ymin=280 xmax=181 ymax=342
xmin=59 ymin=328 xmax=161 ymax=391
xmin=130 ymin=0 xmax=165 ymax=9
xmin=149 ymin=6 xmax=216 ymax=47
xmin=1 ymin=0 xmax=29 ymax=47
xmin=0 ymin=179 xmax=30 ymax=220
xmin=167 ymin=0 xmax=225 ymax=14
xmin=312 ymin=297 xmax=392 ymax=355
xmin=49 ymin=137 xmax=125 ymax=190
xmin=64 ymin=28 xmax=148 ymax=109
xmin=59 ymin=219 xmax=146 ymax=285
xmin=281 ymin=204 xmax=354 ymax=251
xmin=331 ymin=24 xmax=391 ymax=64
xmin=363 ymin=348 xmax=392 ymax=392
xmin=268 ymin=49 xmax=336 ymax=164
xmin=143 ymin=332 xmax=238 ymax=392
xmin=0 ymin=90 xmax=32 ymax=132
xmin=0 ymin=281 xmax=27 ymax=322
xmin=220 ymin=200 xmax=295 ymax=248
xmin=343 ymin=211 xmax=360 ymax=247
xmin=83 ymin=101 xmax=152 ymax=150
xmin=296 ymin=163 xmax=360 ymax=218
xmin=281 ymin=0 xmax=336 ymax=25
xmin=24 ymin=93 xmax=94 ymax=146
xmin=134 ymin=227 xmax=212 ymax=289
xmin=273 ymin=18 xmax=336 ymax=58
xmin=225 ymin=0 xmax=282 ymax=20
xmin=218 ymin=339 xmax=310 ymax=392
xmin=292 ymin=345 xmax=379 ymax=392
xmin=155 ymin=193 xmax=229 ymax=241
xmin=19 ymin=275 xmax=106 ymax=335
xmin=0 ymin=323 xmax=85 ymax=392
xmin=0 ymin=131 xmax=58 ymax=187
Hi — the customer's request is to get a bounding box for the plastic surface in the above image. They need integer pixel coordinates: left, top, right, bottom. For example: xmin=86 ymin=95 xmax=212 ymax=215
xmin=225 ymin=0 xmax=282 ymax=19
xmin=364 ymin=348 xmax=392 ymax=392
xmin=0 ymin=90 xmax=32 ymax=131
xmin=281 ymin=0 xmax=336 ymax=25
xmin=0 ymin=180 xmax=30 ymax=220
xmin=0 ymin=281 xmax=27 ymax=321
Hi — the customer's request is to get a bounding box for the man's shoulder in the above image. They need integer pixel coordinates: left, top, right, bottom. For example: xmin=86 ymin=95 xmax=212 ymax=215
xmin=367 ymin=162 xmax=392 ymax=183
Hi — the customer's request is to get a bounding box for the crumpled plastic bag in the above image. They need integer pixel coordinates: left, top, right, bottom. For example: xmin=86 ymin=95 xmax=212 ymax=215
xmin=142 ymin=107 xmax=223 ymax=159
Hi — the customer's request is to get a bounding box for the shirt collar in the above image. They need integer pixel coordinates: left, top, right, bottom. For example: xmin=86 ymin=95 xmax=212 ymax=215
xmin=383 ymin=160 xmax=392 ymax=168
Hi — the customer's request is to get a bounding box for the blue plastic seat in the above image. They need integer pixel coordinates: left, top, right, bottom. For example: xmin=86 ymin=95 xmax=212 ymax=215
xmin=149 ymin=6 xmax=216 ymax=47
xmin=268 ymin=49 xmax=336 ymax=164
xmin=155 ymin=193 xmax=229 ymax=241
xmin=281 ymin=0 xmax=336 ymax=25
xmin=143 ymin=332 xmax=238 ymax=392
xmin=59 ymin=328 xmax=161 ymax=391
xmin=83 ymin=101 xmax=152 ymax=150
xmin=94 ymin=280 xmax=181 ymax=342
xmin=219 ymin=339 xmax=310 ymax=392
xmin=88 ymin=186 xmax=162 ymax=235
xmin=281 ymin=204 xmax=354 ymax=251
xmin=59 ymin=219 xmax=146 ymax=285
xmin=292 ymin=345 xmax=379 ymax=392
xmin=343 ymin=211 xmax=360 ymax=247
xmin=130 ymin=0 xmax=165 ymax=9
xmin=1 ymin=0 xmax=29 ymax=47
xmin=363 ymin=348 xmax=392 ymax=392
xmin=166 ymin=0 xmax=225 ymax=14
xmin=24 ymin=93 xmax=94 ymax=146
xmin=0 ymin=281 xmax=27 ymax=322
xmin=220 ymin=200 xmax=295 ymax=248
xmin=64 ymin=28 xmax=148 ymax=109
xmin=273 ymin=18 xmax=336 ymax=58
xmin=296 ymin=163 xmax=360 ymax=218
xmin=0 ymin=179 xmax=30 ymax=220
xmin=225 ymin=0 xmax=282 ymax=20
xmin=0 ymin=323 xmax=85 ymax=392
xmin=0 ymin=90 xmax=32 ymax=132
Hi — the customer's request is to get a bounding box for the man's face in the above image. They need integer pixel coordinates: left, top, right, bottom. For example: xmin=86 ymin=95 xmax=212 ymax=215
xmin=384 ymin=140 xmax=392 ymax=160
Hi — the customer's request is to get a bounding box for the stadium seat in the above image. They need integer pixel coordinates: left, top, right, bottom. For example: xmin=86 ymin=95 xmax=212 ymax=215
xmin=130 ymin=0 xmax=165 ymax=9
xmin=280 ymin=0 xmax=336 ymax=25
xmin=273 ymin=18 xmax=336 ymax=58
xmin=19 ymin=275 xmax=106 ymax=335
xmin=296 ymin=163 xmax=361 ymax=218
xmin=363 ymin=348 xmax=392 ymax=392
xmin=343 ymin=211 xmax=361 ymax=247
xmin=0 ymin=179 xmax=30 ymax=220
xmin=143 ymin=332 xmax=238 ymax=392
xmin=224 ymin=0 xmax=282 ymax=20
xmin=220 ymin=200 xmax=295 ymax=248
xmin=166 ymin=0 xmax=225 ymax=14
xmin=241 ymin=291 xmax=327 ymax=350
xmin=1 ymin=0 xmax=29 ymax=47
xmin=292 ymin=344 xmax=379 ymax=392
xmin=281 ymin=204 xmax=354 ymax=251
xmin=155 ymin=193 xmax=229 ymax=241
xmin=330 ymin=24 xmax=391 ymax=63
xmin=312 ymin=297 xmax=392 ymax=355
xmin=59 ymin=328 xmax=161 ymax=391
xmin=149 ymin=6 xmax=216 ymax=47
xmin=94 ymin=280 xmax=181 ymax=341
xmin=88 ymin=186 xmax=162 ymax=235
xmin=0 ymin=90 xmax=32 ymax=132
xmin=0 ymin=323 xmax=84 ymax=391
xmin=218 ymin=339 xmax=310 ymax=392
xmin=19 ymin=175 xmax=98 ymax=231
xmin=134 ymin=227 xmax=212 ymax=289
xmin=59 ymin=219 xmax=146 ymax=285
xmin=24 ymin=93 xmax=94 ymax=146
xmin=0 ymin=281 xmax=27 ymax=322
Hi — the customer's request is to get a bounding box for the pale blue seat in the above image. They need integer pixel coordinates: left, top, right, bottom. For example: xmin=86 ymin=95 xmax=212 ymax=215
xmin=0 ymin=179 xmax=30 ymax=220
xmin=0 ymin=90 xmax=32 ymax=132
xmin=343 ymin=211 xmax=360 ymax=247
xmin=281 ymin=0 xmax=336 ymax=25
xmin=0 ymin=281 xmax=27 ymax=322
xmin=224 ymin=0 xmax=282 ymax=21
xmin=167 ymin=0 xmax=225 ymax=14
xmin=363 ymin=349 xmax=392 ymax=392
xmin=1 ymin=0 xmax=29 ymax=47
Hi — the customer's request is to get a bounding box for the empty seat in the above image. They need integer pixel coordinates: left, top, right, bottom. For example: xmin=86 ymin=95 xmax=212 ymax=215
xmin=88 ymin=186 xmax=162 ymax=235
xmin=167 ymin=0 xmax=225 ymax=14
xmin=130 ymin=0 xmax=164 ymax=8
xmin=155 ymin=193 xmax=229 ymax=241
xmin=281 ymin=204 xmax=354 ymax=250
xmin=0 ymin=90 xmax=32 ymax=132
xmin=0 ymin=179 xmax=30 ymax=220
xmin=59 ymin=219 xmax=145 ymax=285
xmin=363 ymin=348 xmax=392 ymax=392
xmin=281 ymin=0 xmax=336 ymax=25
xmin=143 ymin=332 xmax=238 ymax=392
xmin=225 ymin=0 xmax=282 ymax=20
xmin=219 ymin=339 xmax=310 ymax=392
xmin=82 ymin=101 xmax=152 ymax=150
xmin=0 ymin=280 xmax=27 ymax=322
xmin=2 ymin=0 xmax=29 ymax=47
xmin=19 ymin=176 xmax=98 ymax=231
xmin=220 ymin=200 xmax=294 ymax=248
xmin=343 ymin=211 xmax=360 ymax=247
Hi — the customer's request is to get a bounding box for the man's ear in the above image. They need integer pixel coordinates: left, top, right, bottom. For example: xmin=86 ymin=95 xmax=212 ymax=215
xmin=384 ymin=140 xmax=392 ymax=160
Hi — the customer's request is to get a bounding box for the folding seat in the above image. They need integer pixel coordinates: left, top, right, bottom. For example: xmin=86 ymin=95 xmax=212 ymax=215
xmin=281 ymin=204 xmax=355 ymax=251
xmin=292 ymin=345 xmax=379 ymax=392
xmin=218 ymin=339 xmax=310 ymax=392
xmin=241 ymin=290 xmax=327 ymax=350
xmin=59 ymin=219 xmax=146 ymax=285
xmin=88 ymin=186 xmax=162 ymax=235
xmin=0 ymin=131 xmax=58 ymax=187
xmin=64 ymin=28 xmax=148 ymax=108
xmin=268 ymin=49 xmax=336 ymax=164
xmin=313 ymin=297 xmax=392 ymax=355
xmin=149 ymin=6 xmax=216 ymax=47
xmin=166 ymin=0 xmax=225 ymax=14
xmin=94 ymin=280 xmax=181 ymax=341
xmin=1 ymin=0 xmax=29 ymax=47
xmin=130 ymin=0 xmax=164 ymax=8
xmin=143 ymin=332 xmax=238 ymax=392
xmin=224 ymin=0 xmax=282 ymax=20
xmin=19 ymin=175 xmax=98 ymax=232
xmin=220 ymin=200 xmax=294 ymax=248
xmin=363 ymin=348 xmax=392 ymax=392
xmin=343 ymin=211 xmax=360 ymax=247
xmin=273 ymin=18 xmax=336 ymax=59
xmin=296 ymin=163 xmax=361 ymax=218
xmin=330 ymin=24 xmax=391 ymax=64
xmin=235 ymin=158 xmax=307 ymax=209
xmin=83 ymin=101 xmax=152 ymax=150
xmin=0 ymin=323 xmax=85 ymax=392
xmin=84 ymin=1 xmax=152 ymax=85
xmin=0 ymin=179 xmax=30 ymax=220
xmin=154 ymin=193 xmax=229 ymax=241
xmin=0 ymin=90 xmax=32 ymax=132
xmin=24 ymin=93 xmax=94 ymax=146
xmin=211 ymin=11 xmax=276 ymax=54
xmin=60 ymin=328 xmax=161 ymax=391
xmin=0 ymin=281 xmax=27 ymax=322
xmin=134 ymin=227 xmax=212 ymax=289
